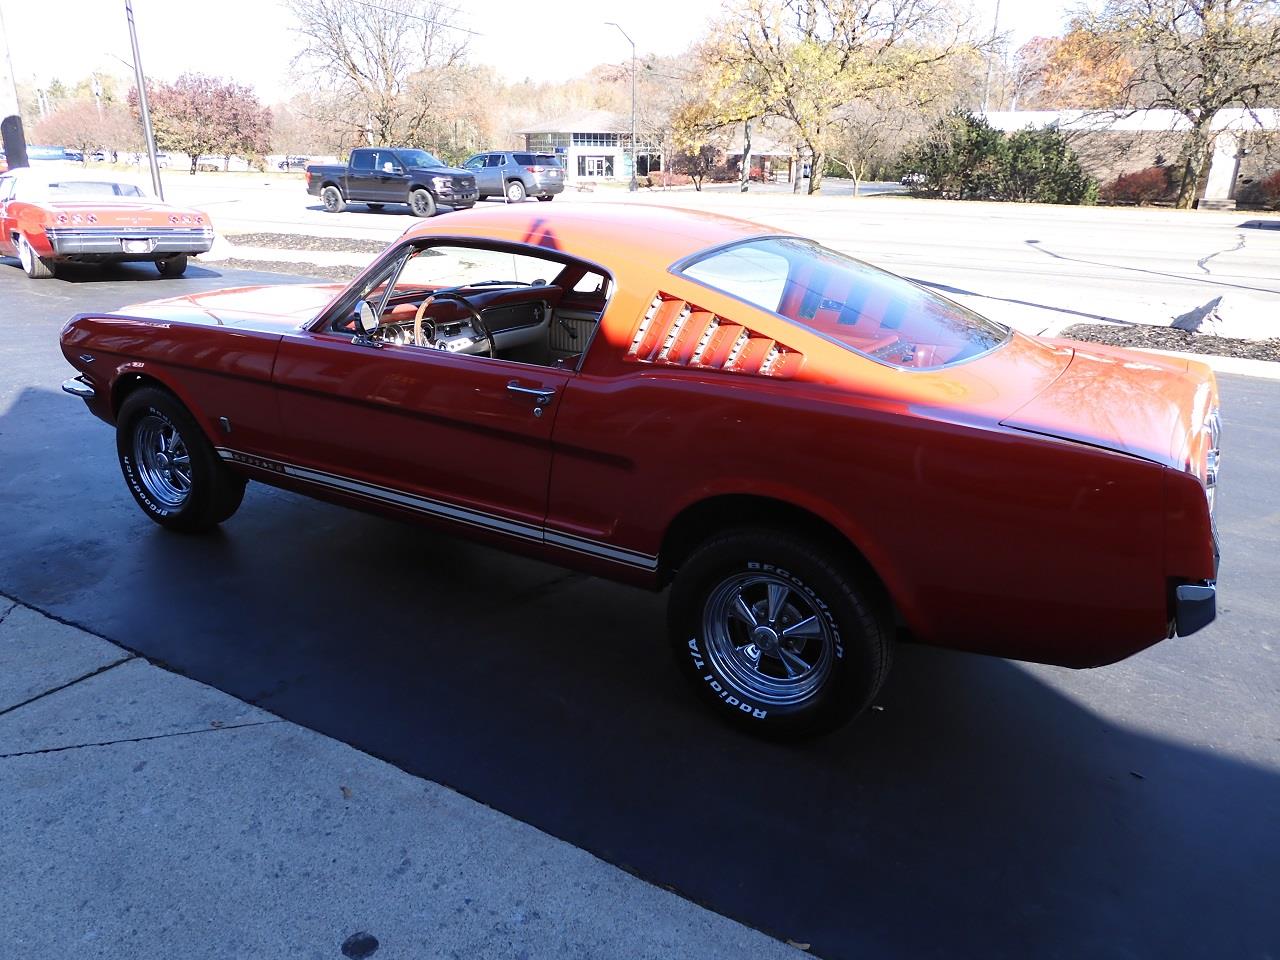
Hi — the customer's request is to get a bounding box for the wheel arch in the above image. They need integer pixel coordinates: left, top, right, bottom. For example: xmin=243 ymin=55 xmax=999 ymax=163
xmin=657 ymin=493 xmax=911 ymax=630
xmin=110 ymin=369 xmax=207 ymax=437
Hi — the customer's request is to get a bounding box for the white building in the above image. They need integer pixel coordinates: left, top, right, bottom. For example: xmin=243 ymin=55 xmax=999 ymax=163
xmin=517 ymin=110 xmax=660 ymax=184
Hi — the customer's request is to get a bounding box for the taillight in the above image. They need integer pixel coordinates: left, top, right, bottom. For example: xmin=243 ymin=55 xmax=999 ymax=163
xmin=525 ymin=166 xmax=543 ymax=173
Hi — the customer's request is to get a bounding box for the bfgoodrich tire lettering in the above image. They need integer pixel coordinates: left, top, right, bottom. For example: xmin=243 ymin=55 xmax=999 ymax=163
xmin=669 ymin=529 xmax=891 ymax=737
xmin=115 ymin=387 xmax=246 ymax=533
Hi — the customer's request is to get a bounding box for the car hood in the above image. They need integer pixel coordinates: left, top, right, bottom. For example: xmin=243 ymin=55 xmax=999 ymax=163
xmin=1000 ymin=342 xmax=1217 ymax=469
xmin=408 ymin=165 xmax=473 ymax=179
xmin=113 ymin=283 xmax=346 ymax=333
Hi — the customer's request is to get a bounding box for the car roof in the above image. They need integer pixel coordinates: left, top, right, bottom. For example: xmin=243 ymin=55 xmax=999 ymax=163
xmin=399 ymin=204 xmax=790 ymax=272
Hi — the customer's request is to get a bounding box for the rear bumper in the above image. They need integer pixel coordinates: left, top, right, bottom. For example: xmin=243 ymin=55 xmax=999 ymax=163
xmin=46 ymin=226 xmax=213 ymax=259
xmin=532 ymin=180 xmax=565 ymax=196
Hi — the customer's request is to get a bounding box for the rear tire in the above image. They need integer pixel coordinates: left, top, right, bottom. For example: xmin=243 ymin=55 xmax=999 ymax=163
xmin=409 ymin=189 xmax=437 ymax=217
xmin=668 ymin=528 xmax=891 ymax=738
xmin=321 ymin=185 xmax=345 ymax=213
xmin=18 ymin=235 xmax=54 ymax=279
xmin=505 ymin=179 xmax=527 ymax=202
xmin=115 ymin=387 xmax=246 ymax=533
xmin=156 ymin=254 xmax=188 ymax=278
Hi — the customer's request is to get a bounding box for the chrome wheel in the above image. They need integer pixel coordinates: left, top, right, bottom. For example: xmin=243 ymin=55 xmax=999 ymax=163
xmin=132 ymin=415 xmax=193 ymax=509
xmin=701 ymin=573 xmax=835 ymax=705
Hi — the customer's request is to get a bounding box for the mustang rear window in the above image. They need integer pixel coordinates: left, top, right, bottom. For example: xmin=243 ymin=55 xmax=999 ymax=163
xmin=678 ymin=238 xmax=1010 ymax=369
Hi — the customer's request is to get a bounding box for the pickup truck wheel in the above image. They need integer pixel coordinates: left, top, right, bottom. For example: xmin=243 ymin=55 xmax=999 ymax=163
xmin=18 ymin=235 xmax=54 ymax=279
xmin=409 ymin=189 xmax=437 ymax=217
xmin=321 ymin=186 xmax=345 ymax=213
xmin=156 ymin=254 xmax=188 ymax=278
xmin=505 ymin=179 xmax=527 ymax=202
xmin=366 ymin=203 xmax=385 ymax=211
xmin=669 ymin=529 xmax=891 ymax=738
xmin=116 ymin=387 xmax=246 ymax=533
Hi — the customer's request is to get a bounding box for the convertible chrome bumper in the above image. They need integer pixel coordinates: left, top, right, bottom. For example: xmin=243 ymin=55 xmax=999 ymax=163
xmin=1174 ymin=581 xmax=1216 ymax=636
xmin=45 ymin=226 xmax=214 ymax=258
xmin=62 ymin=375 xmax=95 ymax=399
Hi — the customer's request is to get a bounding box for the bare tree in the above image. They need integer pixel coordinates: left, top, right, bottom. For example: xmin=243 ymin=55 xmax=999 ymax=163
xmin=33 ymin=101 xmax=105 ymax=162
xmin=287 ymin=0 xmax=470 ymax=147
xmin=1078 ymin=0 xmax=1280 ymax=208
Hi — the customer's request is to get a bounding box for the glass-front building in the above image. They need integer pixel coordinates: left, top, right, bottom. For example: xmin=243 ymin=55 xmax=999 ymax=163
xmin=520 ymin=114 xmax=660 ymax=183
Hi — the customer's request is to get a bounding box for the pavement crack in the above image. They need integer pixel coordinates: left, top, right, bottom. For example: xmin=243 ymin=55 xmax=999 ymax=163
xmin=0 ymin=655 xmax=135 ymax=719
xmin=1197 ymin=234 xmax=1246 ymax=274
xmin=0 ymin=718 xmax=285 ymax=759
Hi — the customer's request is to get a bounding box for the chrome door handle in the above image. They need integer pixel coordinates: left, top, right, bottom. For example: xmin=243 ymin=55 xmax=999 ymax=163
xmin=506 ymin=380 xmax=555 ymax=403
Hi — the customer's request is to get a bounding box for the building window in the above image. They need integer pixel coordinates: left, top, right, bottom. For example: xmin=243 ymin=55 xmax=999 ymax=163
xmin=577 ymin=155 xmax=614 ymax=177
xmin=572 ymin=132 xmax=619 ymax=147
xmin=526 ymin=133 xmax=569 ymax=152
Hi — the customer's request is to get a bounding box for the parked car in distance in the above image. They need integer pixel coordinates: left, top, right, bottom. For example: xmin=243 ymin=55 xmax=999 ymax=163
xmin=306 ymin=148 xmax=478 ymax=217
xmin=279 ymin=155 xmax=310 ymax=170
xmin=900 ymin=171 xmax=927 ymax=186
xmin=0 ymin=166 xmax=212 ymax=278
xmin=58 ymin=205 xmax=1220 ymax=738
xmin=462 ymin=151 xmax=565 ymax=202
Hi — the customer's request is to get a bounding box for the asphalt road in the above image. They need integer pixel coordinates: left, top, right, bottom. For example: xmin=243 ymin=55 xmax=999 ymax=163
xmin=2 ymin=259 xmax=1278 ymax=959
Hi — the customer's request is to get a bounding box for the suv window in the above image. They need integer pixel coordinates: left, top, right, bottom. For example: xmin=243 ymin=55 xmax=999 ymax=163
xmin=512 ymin=153 xmax=535 ymax=166
xmin=463 ymin=155 xmax=485 ymax=169
xmin=485 ymin=154 xmax=506 ymax=168
xmin=534 ymin=154 xmax=562 ymax=168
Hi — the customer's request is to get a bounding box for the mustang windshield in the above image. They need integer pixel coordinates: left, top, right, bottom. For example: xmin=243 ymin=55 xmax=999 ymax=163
xmin=679 ymin=237 xmax=1010 ymax=369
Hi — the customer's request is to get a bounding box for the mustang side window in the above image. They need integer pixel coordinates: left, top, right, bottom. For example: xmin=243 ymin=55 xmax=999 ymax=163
xmin=679 ymin=238 xmax=1010 ymax=370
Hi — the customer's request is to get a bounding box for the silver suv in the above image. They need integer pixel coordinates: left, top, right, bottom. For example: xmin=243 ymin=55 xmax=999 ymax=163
xmin=462 ymin=151 xmax=565 ymax=202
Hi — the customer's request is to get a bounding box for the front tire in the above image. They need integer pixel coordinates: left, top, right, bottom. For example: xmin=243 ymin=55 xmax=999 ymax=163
xmin=669 ymin=529 xmax=891 ymax=738
xmin=321 ymin=185 xmax=345 ymax=213
xmin=116 ymin=387 xmax=246 ymax=533
xmin=156 ymin=254 xmax=188 ymax=278
xmin=18 ymin=235 xmax=54 ymax=278
xmin=409 ymin=189 xmax=437 ymax=217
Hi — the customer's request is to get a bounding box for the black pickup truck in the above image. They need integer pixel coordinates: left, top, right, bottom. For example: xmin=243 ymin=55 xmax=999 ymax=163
xmin=305 ymin=147 xmax=479 ymax=217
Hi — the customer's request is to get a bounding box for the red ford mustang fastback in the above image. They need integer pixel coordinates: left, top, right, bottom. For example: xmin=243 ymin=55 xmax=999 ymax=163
xmin=59 ymin=205 xmax=1221 ymax=736
xmin=1 ymin=166 xmax=212 ymax=279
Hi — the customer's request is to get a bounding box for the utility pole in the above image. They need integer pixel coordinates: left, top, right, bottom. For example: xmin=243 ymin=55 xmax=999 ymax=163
xmin=0 ymin=0 xmax=30 ymax=169
xmin=981 ymin=0 xmax=1002 ymax=113
xmin=124 ymin=0 xmax=163 ymax=198
xmin=606 ymin=21 xmax=638 ymax=192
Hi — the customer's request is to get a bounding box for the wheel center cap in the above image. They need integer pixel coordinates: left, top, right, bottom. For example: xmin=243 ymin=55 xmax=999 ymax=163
xmin=155 ymin=452 xmax=170 ymax=468
xmin=751 ymin=625 xmax=780 ymax=652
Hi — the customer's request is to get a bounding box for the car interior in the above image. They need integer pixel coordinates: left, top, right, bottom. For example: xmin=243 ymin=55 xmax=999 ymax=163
xmin=328 ymin=241 xmax=611 ymax=371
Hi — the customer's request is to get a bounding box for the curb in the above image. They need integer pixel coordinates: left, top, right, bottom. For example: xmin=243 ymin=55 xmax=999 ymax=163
xmin=1131 ymin=348 xmax=1280 ymax=380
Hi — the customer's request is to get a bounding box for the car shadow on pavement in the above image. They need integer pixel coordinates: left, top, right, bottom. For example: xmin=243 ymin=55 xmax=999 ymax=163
xmin=0 ymin=258 xmax=225 ymax=284
xmin=1 ymin=384 xmax=1277 ymax=960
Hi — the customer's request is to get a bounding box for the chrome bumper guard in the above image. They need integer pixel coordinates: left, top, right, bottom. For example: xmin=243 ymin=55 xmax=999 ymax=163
xmin=61 ymin=376 xmax=95 ymax=399
xmin=1174 ymin=581 xmax=1216 ymax=636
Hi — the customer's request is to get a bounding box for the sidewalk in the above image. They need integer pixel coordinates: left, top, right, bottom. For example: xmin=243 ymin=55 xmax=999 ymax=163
xmin=0 ymin=596 xmax=801 ymax=959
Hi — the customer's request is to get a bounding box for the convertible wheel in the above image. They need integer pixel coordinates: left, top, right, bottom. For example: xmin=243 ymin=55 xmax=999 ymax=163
xmin=18 ymin=235 xmax=54 ymax=279
xmin=409 ymin=189 xmax=437 ymax=218
xmin=116 ymin=387 xmax=246 ymax=533
xmin=669 ymin=529 xmax=891 ymax=738
xmin=321 ymin=186 xmax=345 ymax=213
xmin=156 ymin=254 xmax=188 ymax=278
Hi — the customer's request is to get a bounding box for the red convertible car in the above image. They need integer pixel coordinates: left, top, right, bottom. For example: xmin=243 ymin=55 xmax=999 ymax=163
xmin=0 ymin=166 xmax=212 ymax=279
xmin=59 ymin=205 xmax=1221 ymax=736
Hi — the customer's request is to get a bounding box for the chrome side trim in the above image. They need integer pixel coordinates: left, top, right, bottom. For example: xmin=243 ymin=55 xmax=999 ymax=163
xmin=61 ymin=376 xmax=95 ymax=399
xmin=214 ymin=448 xmax=659 ymax=570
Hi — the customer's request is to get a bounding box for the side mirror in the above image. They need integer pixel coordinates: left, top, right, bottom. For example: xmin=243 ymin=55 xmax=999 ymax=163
xmin=357 ymin=300 xmax=379 ymax=334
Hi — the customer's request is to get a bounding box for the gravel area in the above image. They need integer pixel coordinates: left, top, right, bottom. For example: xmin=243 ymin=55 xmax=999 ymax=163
xmin=1061 ymin=323 xmax=1280 ymax=362
xmin=213 ymin=258 xmax=365 ymax=282
xmin=225 ymin=232 xmax=390 ymax=254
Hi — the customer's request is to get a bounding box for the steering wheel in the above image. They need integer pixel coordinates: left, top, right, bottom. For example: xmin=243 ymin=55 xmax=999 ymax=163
xmin=413 ymin=291 xmax=494 ymax=358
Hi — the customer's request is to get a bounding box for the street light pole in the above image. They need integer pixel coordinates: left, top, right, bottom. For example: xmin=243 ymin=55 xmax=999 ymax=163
xmin=605 ymin=21 xmax=637 ymax=192
xmin=125 ymin=0 xmax=164 ymax=199
xmin=0 ymin=0 xmax=30 ymax=169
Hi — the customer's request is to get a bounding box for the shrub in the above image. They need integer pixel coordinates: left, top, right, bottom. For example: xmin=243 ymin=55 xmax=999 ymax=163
xmin=1100 ymin=167 xmax=1171 ymax=205
xmin=1259 ymin=170 xmax=1280 ymax=209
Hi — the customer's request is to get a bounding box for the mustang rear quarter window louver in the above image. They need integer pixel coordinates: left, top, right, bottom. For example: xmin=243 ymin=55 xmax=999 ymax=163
xmin=625 ymin=294 xmax=804 ymax=378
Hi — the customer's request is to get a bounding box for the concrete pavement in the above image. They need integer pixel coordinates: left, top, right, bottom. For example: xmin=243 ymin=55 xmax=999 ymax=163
xmin=0 ymin=596 xmax=802 ymax=959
